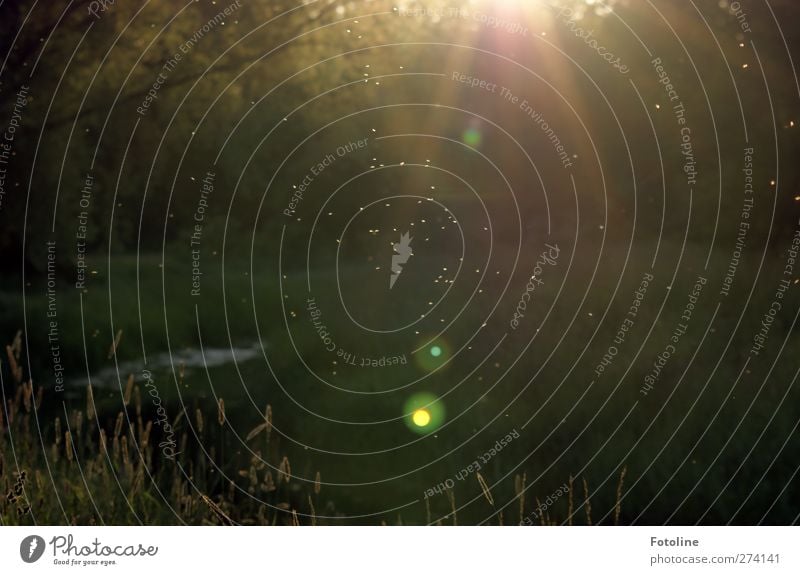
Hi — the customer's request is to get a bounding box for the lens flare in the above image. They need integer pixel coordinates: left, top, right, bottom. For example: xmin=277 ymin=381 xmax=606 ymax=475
xmin=412 ymin=408 xmax=431 ymax=427
xmin=404 ymin=393 xmax=445 ymax=434
xmin=415 ymin=339 xmax=450 ymax=372
xmin=462 ymin=127 xmax=482 ymax=147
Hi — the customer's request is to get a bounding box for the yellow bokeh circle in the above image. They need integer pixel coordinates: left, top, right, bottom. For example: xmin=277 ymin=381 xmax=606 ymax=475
xmin=412 ymin=408 xmax=431 ymax=427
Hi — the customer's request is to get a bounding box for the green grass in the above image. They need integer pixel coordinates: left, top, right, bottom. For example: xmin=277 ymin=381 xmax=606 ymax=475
xmin=3 ymin=240 xmax=799 ymax=524
xmin=1 ymin=338 xmax=605 ymax=525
